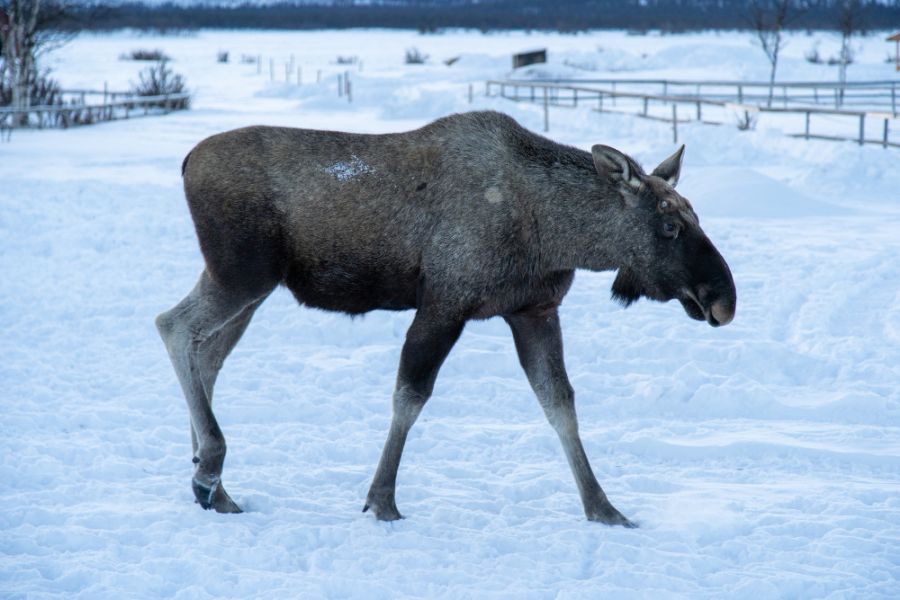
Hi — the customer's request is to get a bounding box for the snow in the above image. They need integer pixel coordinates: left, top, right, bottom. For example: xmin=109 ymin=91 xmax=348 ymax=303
xmin=323 ymin=155 xmax=375 ymax=181
xmin=2 ymin=29 xmax=900 ymax=599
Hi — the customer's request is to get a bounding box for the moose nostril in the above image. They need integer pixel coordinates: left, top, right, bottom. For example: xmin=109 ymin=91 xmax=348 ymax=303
xmin=710 ymin=301 xmax=735 ymax=326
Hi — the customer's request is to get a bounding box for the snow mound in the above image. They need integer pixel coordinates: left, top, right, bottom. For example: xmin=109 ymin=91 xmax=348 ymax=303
xmin=680 ymin=167 xmax=850 ymax=219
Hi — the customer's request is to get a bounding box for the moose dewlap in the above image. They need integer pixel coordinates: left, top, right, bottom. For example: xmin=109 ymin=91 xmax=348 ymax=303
xmin=156 ymin=110 xmax=736 ymax=526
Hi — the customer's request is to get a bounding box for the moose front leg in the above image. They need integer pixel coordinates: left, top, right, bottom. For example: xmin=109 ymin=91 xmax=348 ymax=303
xmin=364 ymin=311 xmax=464 ymax=521
xmin=505 ymin=309 xmax=636 ymax=527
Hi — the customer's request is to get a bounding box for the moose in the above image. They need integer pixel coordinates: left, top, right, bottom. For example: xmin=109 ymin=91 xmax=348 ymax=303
xmin=157 ymin=110 xmax=736 ymax=527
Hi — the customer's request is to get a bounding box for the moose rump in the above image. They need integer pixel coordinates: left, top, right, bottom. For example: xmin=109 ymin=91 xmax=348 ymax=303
xmin=181 ymin=126 xmax=433 ymax=315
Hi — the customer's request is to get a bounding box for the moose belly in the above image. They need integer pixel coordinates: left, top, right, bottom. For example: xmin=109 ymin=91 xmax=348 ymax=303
xmin=283 ymin=258 xmax=419 ymax=314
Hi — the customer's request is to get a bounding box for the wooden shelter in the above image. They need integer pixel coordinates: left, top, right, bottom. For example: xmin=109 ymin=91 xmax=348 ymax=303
xmin=889 ymin=33 xmax=900 ymax=72
xmin=513 ymin=49 xmax=547 ymax=70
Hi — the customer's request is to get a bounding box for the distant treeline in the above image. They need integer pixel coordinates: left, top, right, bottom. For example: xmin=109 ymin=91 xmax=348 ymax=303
xmin=64 ymin=1 xmax=900 ymax=32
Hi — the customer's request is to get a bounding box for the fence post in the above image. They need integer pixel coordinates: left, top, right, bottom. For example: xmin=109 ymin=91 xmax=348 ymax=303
xmin=345 ymin=71 xmax=350 ymax=98
xmin=696 ymin=101 xmax=701 ymax=122
xmin=543 ymin=87 xmax=549 ymax=132
xmin=574 ymin=88 xmax=578 ymax=107
xmin=612 ymin=82 xmax=617 ymax=106
xmin=598 ymin=93 xmax=603 ymax=113
xmin=783 ymin=85 xmax=788 ymax=108
xmin=643 ymin=97 xmax=648 ymax=116
xmin=338 ymin=73 xmax=343 ymax=97
xmin=884 ymin=118 xmax=890 ymax=149
xmin=805 ymin=111 xmax=810 ymax=140
xmin=672 ymin=104 xmax=678 ymax=144
xmin=893 ymin=83 xmax=897 ymax=116
xmin=347 ymin=80 xmax=352 ymax=103
xmin=737 ymin=84 xmax=743 ymax=103
xmin=858 ymin=114 xmax=865 ymax=146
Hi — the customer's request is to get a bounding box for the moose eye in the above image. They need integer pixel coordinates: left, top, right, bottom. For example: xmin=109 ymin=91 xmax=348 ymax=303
xmin=662 ymin=221 xmax=679 ymax=238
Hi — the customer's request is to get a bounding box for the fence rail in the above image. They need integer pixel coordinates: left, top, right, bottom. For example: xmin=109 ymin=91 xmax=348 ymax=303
xmin=0 ymin=91 xmax=191 ymax=139
xmin=510 ymin=77 xmax=898 ymax=112
xmin=485 ymin=79 xmax=899 ymax=149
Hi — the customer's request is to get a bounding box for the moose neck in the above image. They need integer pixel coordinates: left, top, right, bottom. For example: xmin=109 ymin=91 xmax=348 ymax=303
xmin=527 ymin=160 xmax=629 ymax=275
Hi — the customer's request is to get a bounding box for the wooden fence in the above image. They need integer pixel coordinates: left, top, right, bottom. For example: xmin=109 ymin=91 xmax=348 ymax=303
xmin=0 ymin=90 xmax=191 ymax=139
xmin=515 ymin=78 xmax=898 ymax=112
xmin=484 ymin=79 xmax=899 ymax=149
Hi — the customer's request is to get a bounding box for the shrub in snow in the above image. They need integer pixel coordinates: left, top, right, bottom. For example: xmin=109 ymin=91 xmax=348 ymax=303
xmin=131 ymin=60 xmax=190 ymax=109
xmin=121 ymin=49 xmax=170 ymax=61
xmin=827 ymin=51 xmax=854 ymax=66
xmin=0 ymin=65 xmax=61 ymax=110
xmin=804 ymin=47 xmax=823 ymax=64
xmin=405 ymin=47 xmax=428 ymax=64
xmin=736 ymin=110 xmax=758 ymax=131
xmin=217 ymin=51 xmax=229 ymax=63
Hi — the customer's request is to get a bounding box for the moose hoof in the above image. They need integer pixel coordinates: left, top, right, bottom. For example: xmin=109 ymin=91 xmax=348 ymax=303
xmin=363 ymin=495 xmax=403 ymax=521
xmin=586 ymin=504 xmax=637 ymax=528
xmin=192 ymin=478 xmax=242 ymax=514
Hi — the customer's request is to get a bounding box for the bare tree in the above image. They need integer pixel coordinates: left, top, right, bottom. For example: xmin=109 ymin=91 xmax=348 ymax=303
xmin=0 ymin=0 xmax=73 ymax=122
xmin=836 ymin=0 xmax=865 ymax=106
xmin=748 ymin=0 xmax=798 ymax=108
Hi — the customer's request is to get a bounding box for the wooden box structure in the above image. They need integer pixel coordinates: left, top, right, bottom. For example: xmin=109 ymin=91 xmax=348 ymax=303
xmin=513 ymin=49 xmax=547 ymax=70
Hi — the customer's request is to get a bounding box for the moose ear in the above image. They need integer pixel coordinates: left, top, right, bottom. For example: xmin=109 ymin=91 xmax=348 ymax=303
xmin=592 ymin=144 xmax=641 ymax=190
xmin=651 ymin=144 xmax=685 ymax=187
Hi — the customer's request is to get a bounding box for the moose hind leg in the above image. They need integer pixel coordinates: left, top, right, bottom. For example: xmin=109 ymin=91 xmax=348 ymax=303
xmin=505 ymin=310 xmax=636 ymax=527
xmin=156 ymin=270 xmax=270 ymax=513
xmin=364 ymin=311 xmax=464 ymax=521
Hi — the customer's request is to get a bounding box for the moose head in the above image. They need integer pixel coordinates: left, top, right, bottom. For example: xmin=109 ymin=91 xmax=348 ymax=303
xmin=593 ymin=144 xmax=736 ymax=327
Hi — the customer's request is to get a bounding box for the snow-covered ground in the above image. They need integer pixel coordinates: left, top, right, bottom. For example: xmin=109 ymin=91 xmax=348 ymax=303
xmin=2 ymin=29 xmax=899 ymax=599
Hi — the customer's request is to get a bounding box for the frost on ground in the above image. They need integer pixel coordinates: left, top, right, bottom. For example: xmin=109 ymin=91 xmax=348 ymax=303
xmin=2 ymin=30 xmax=899 ymax=599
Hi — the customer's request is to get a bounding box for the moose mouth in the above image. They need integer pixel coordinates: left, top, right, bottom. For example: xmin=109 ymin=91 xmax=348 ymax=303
xmin=680 ymin=288 xmax=733 ymax=327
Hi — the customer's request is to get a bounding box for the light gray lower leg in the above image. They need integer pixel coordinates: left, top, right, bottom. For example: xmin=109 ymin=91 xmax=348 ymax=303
xmin=187 ymin=297 xmax=265 ymax=456
xmin=506 ymin=310 xmax=635 ymax=527
xmin=363 ymin=386 xmax=426 ymax=521
xmin=156 ymin=271 xmax=268 ymax=513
